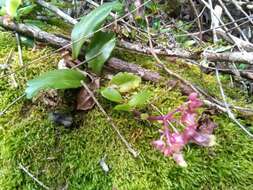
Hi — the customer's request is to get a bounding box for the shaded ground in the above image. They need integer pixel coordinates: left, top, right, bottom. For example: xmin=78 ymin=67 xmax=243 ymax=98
xmin=0 ymin=31 xmax=253 ymax=190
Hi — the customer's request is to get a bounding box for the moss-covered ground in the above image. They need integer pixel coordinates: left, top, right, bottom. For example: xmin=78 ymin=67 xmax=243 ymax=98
xmin=1 ymin=31 xmax=253 ymax=190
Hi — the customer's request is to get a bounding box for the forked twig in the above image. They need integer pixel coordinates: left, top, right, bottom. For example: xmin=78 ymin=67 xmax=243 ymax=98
xmin=215 ymin=67 xmax=253 ymax=138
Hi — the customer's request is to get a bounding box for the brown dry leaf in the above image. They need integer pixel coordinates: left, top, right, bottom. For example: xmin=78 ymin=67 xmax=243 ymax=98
xmin=76 ymin=78 xmax=100 ymax=111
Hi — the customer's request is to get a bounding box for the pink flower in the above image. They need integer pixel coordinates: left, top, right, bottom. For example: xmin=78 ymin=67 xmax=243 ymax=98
xmin=188 ymin=93 xmax=203 ymax=111
xmin=181 ymin=112 xmax=197 ymax=127
xmin=152 ymin=140 xmax=165 ymax=151
xmin=183 ymin=126 xmax=196 ymax=141
xmin=173 ymin=153 xmax=187 ymax=167
xmin=192 ymin=133 xmax=216 ymax=147
xmin=163 ymin=147 xmax=173 ymax=156
xmin=150 ymin=93 xmax=216 ymax=167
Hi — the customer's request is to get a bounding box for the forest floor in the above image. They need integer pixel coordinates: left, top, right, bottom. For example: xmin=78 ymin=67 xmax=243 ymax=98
xmin=1 ymin=29 xmax=253 ymax=190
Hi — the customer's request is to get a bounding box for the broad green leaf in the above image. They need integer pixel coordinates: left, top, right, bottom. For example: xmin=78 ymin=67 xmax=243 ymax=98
xmin=25 ymin=69 xmax=86 ymax=99
xmin=114 ymin=104 xmax=131 ymax=112
xmin=101 ymin=87 xmax=123 ymax=103
xmin=114 ymin=91 xmax=152 ymax=112
xmin=71 ymin=1 xmax=117 ymax=59
xmin=110 ymin=72 xmax=141 ymax=93
xmin=128 ymin=90 xmax=152 ymax=107
xmin=6 ymin=0 xmax=22 ymax=18
xmin=86 ymin=31 xmax=116 ymax=74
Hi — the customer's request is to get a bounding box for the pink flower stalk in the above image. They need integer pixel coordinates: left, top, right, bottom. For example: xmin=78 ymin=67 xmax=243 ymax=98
xmin=151 ymin=93 xmax=217 ymax=167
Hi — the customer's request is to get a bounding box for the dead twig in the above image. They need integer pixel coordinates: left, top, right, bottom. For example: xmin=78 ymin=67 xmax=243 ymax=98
xmin=19 ymin=163 xmax=50 ymax=190
xmin=15 ymin=32 xmax=24 ymax=66
xmin=215 ymin=67 xmax=253 ymax=138
xmin=35 ymin=0 xmax=78 ymax=24
xmin=189 ymin=0 xmax=203 ymax=41
xmin=81 ymin=81 xmax=139 ymax=157
xmin=0 ymin=94 xmax=25 ymax=116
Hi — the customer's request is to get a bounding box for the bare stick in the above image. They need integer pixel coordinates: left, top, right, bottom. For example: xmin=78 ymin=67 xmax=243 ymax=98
xmin=232 ymin=0 xmax=253 ymax=25
xmin=15 ymin=32 xmax=24 ymax=66
xmin=217 ymin=0 xmax=248 ymax=41
xmin=189 ymin=0 xmax=202 ymax=41
xmin=35 ymin=0 xmax=78 ymax=25
xmin=208 ymin=0 xmax=218 ymax=42
xmin=203 ymin=51 xmax=253 ymax=64
xmin=0 ymin=94 xmax=25 ymax=116
xmin=81 ymin=81 xmax=139 ymax=157
xmin=199 ymin=0 xmax=245 ymax=51
xmin=215 ymin=67 xmax=253 ymax=138
xmin=19 ymin=163 xmax=50 ymax=190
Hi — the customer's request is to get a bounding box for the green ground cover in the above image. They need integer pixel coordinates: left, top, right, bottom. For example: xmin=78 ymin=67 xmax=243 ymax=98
xmin=0 ymin=31 xmax=253 ymax=190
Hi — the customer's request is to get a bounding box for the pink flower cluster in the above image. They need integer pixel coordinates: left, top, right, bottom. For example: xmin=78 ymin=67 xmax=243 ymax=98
xmin=150 ymin=93 xmax=216 ymax=167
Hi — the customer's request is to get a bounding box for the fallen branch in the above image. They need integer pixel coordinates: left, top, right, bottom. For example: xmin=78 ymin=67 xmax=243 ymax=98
xmin=203 ymin=51 xmax=253 ymax=64
xmin=106 ymin=57 xmax=161 ymax=82
xmin=117 ymin=39 xmax=196 ymax=59
xmin=0 ymin=17 xmax=70 ymax=49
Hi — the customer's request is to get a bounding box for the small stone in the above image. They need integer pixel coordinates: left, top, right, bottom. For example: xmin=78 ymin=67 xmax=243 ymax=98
xmin=49 ymin=112 xmax=73 ymax=128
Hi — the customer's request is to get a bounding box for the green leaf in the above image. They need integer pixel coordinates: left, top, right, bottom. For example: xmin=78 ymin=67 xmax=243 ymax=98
xmin=183 ymin=40 xmax=196 ymax=48
xmin=20 ymin=36 xmax=34 ymax=48
xmin=113 ymin=91 xmax=152 ymax=112
xmin=128 ymin=90 xmax=152 ymax=107
xmin=86 ymin=31 xmax=116 ymax=74
xmin=114 ymin=104 xmax=131 ymax=112
xmin=101 ymin=87 xmax=123 ymax=103
xmin=71 ymin=1 xmax=117 ymax=59
xmin=238 ymin=64 xmax=246 ymax=70
xmin=6 ymin=0 xmax=22 ymax=18
xmin=110 ymin=72 xmax=141 ymax=93
xmin=25 ymin=69 xmax=86 ymax=99
xmin=16 ymin=5 xmax=36 ymax=19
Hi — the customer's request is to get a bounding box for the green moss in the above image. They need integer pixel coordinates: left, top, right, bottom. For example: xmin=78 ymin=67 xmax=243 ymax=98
xmin=1 ymin=32 xmax=253 ymax=190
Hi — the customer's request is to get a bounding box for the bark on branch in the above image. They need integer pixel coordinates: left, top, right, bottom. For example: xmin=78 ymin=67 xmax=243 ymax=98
xmin=0 ymin=17 xmax=70 ymax=49
xmin=203 ymin=51 xmax=253 ymax=64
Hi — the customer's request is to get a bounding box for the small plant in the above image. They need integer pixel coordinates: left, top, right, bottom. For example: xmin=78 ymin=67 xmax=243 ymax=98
xmin=25 ymin=2 xmax=119 ymax=98
xmin=71 ymin=1 xmax=118 ymax=68
xmin=101 ymin=72 xmax=152 ymax=111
